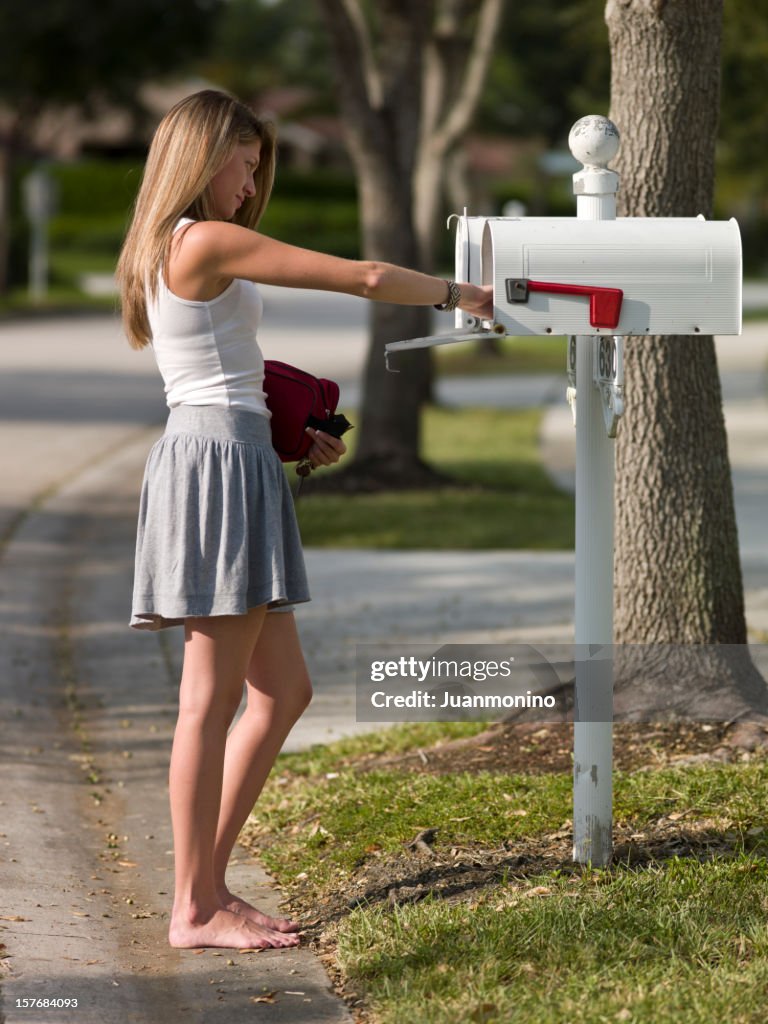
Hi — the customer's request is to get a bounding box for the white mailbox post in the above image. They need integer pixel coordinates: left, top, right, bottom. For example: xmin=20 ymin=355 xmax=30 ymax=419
xmin=385 ymin=115 xmax=742 ymax=866
xmin=570 ymin=117 xmax=621 ymax=869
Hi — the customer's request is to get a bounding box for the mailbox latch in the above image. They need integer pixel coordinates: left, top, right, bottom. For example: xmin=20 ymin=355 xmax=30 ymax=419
xmin=505 ymin=278 xmax=624 ymax=330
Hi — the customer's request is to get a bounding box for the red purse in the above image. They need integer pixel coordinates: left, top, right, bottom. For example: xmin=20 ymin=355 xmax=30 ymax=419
xmin=263 ymin=360 xmax=352 ymax=466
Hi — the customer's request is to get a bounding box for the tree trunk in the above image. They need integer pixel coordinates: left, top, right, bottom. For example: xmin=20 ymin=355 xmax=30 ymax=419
xmin=355 ymin=149 xmax=436 ymax=485
xmin=606 ymin=0 xmax=767 ymax=724
xmin=316 ymin=0 xmax=501 ymax=488
xmin=414 ymin=0 xmax=503 ymax=268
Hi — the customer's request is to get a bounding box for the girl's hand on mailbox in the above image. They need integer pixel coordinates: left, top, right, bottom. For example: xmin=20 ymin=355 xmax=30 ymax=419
xmin=459 ymin=283 xmax=494 ymax=320
xmin=305 ymin=427 xmax=348 ymax=469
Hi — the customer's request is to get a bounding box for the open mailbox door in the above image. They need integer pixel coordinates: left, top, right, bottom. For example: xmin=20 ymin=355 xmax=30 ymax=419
xmin=385 ymin=213 xmax=741 ymax=366
xmin=453 ymin=211 xmax=487 ymax=330
xmin=384 ymin=212 xmax=499 ymax=368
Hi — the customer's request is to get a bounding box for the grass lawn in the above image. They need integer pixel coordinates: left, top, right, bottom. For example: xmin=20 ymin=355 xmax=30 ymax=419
xmin=295 ymin=405 xmax=574 ymax=550
xmin=241 ymin=723 xmax=768 ymax=1024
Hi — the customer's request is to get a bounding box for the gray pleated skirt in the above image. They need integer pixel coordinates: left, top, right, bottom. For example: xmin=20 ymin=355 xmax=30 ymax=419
xmin=130 ymin=405 xmax=310 ymax=630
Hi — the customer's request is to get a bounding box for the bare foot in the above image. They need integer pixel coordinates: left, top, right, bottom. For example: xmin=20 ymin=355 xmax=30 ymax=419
xmin=219 ymin=888 xmax=301 ymax=933
xmin=168 ymin=905 xmax=300 ymax=949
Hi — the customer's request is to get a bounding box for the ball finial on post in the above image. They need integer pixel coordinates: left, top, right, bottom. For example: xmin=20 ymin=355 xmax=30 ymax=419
xmin=568 ymin=115 xmax=620 ymax=169
xmin=569 ymin=116 xmax=620 ymax=206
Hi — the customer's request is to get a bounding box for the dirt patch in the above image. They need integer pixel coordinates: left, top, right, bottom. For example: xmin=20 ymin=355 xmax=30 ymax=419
xmin=339 ymin=720 xmax=744 ymax=777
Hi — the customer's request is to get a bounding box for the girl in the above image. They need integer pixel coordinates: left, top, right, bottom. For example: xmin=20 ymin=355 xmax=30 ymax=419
xmin=116 ymin=89 xmax=492 ymax=951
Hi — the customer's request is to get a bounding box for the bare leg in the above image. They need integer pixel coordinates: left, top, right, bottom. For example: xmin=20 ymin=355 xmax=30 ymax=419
xmin=213 ymin=612 xmax=312 ymax=931
xmin=167 ymin=607 xmax=299 ymax=949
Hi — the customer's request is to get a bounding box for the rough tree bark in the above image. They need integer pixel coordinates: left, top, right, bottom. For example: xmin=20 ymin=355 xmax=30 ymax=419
xmin=316 ymin=0 xmax=502 ymax=489
xmin=605 ymin=0 xmax=768 ymax=736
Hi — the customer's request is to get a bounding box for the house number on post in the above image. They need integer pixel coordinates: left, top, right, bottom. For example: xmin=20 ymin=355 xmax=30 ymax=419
xmin=566 ymin=327 xmax=624 ymax=437
xmin=566 ymin=336 xmax=577 ymax=426
xmin=594 ymin=335 xmax=624 ymax=438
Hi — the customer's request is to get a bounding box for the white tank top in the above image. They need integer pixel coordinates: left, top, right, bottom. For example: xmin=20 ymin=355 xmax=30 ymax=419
xmin=147 ymin=218 xmax=270 ymax=417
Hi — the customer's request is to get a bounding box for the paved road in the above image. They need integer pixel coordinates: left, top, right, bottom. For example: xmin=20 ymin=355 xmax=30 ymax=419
xmin=0 ymin=293 xmax=766 ymax=1021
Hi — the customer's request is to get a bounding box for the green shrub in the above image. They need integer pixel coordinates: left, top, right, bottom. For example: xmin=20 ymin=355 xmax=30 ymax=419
xmin=50 ymin=159 xmax=143 ymax=216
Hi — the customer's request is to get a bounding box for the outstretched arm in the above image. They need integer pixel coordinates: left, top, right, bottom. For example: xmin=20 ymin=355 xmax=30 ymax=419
xmin=173 ymin=220 xmax=493 ymax=319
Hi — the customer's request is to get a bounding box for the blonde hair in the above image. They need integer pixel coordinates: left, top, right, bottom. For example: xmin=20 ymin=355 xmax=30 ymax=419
xmin=116 ymin=90 xmax=276 ymax=349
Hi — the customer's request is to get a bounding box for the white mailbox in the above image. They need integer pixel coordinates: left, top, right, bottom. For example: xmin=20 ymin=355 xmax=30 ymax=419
xmin=482 ymin=215 xmax=742 ymax=337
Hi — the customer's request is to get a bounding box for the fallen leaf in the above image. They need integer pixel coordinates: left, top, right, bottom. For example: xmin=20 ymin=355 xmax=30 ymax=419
xmin=250 ymin=991 xmax=277 ymax=1004
xmin=0 ymin=916 xmax=27 ymax=922
xmin=117 ymin=861 xmax=138 ymax=868
xmin=470 ymin=1002 xmax=498 ymax=1022
xmin=308 ymin=822 xmax=330 ymax=838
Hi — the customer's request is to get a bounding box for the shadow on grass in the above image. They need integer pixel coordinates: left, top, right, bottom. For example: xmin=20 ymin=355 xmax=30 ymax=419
xmin=295 ymin=824 xmax=767 ymax=938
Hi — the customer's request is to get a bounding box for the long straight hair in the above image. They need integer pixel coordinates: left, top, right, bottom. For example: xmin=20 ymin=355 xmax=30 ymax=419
xmin=116 ymin=90 xmax=276 ymax=349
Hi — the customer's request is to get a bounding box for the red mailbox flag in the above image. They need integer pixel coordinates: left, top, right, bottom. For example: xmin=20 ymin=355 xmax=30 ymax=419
xmin=505 ymin=278 xmax=624 ymax=330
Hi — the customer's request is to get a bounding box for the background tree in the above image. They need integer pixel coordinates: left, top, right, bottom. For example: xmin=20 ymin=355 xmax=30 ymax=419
xmin=606 ymin=0 xmax=768 ymax=740
xmin=202 ymin=0 xmax=332 ymax=101
xmin=0 ymin=0 xmax=221 ymax=293
xmin=315 ymin=0 xmax=503 ymax=488
xmin=477 ymin=0 xmax=609 ymax=145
